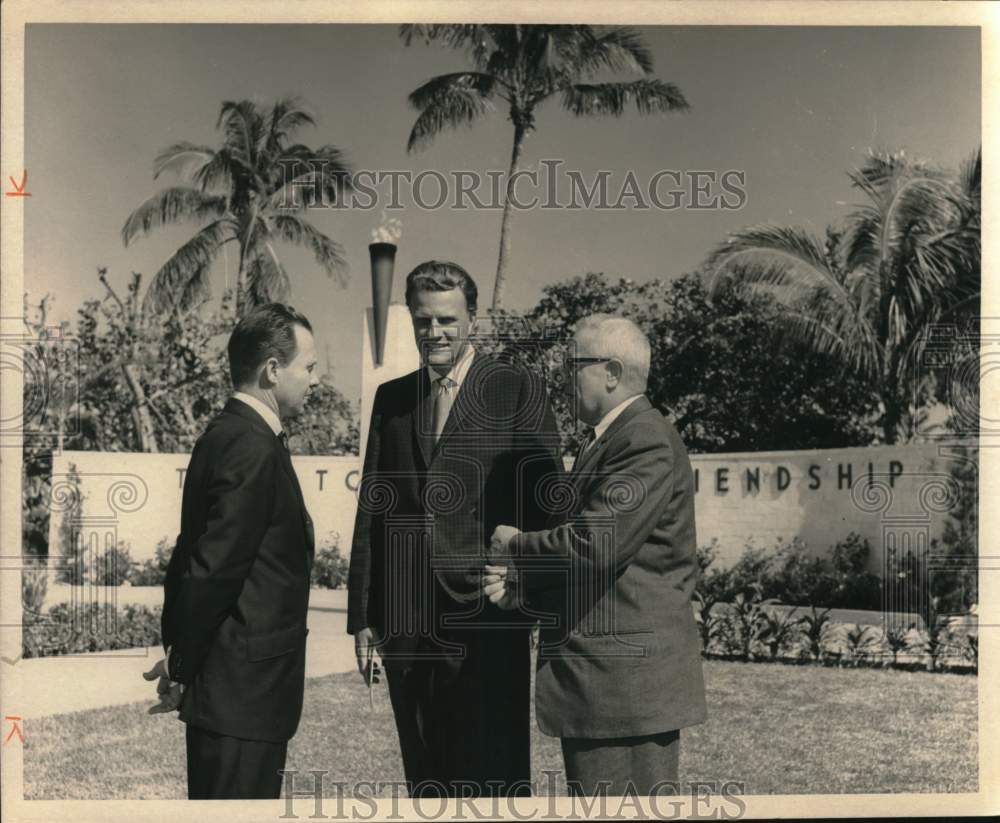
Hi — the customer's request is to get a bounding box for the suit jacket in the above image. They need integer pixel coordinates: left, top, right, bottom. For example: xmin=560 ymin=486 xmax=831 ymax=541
xmin=162 ymin=398 xmax=315 ymax=743
xmin=507 ymin=395 xmax=707 ymax=739
xmin=347 ymin=350 xmax=562 ymax=664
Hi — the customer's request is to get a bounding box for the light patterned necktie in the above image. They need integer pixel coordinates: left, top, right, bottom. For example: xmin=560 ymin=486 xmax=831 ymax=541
xmin=433 ymin=376 xmax=457 ymax=442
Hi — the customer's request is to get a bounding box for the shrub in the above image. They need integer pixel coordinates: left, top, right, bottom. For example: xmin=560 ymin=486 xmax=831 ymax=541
xmin=720 ymin=583 xmax=769 ymax=661
xmin=54 ymin=463 xmax=85 ymax=584
xmin=311 ymin=533 xmax=349 ymax=589
xmin=129 ymin=537 xmax=174 ymax=586
xmin=767 ymin=538 xmax=837 ymax=606
xmin=884 ymin=625 xmax=910 ymax=667
xmin=828 ymin=534 xmax=882 ymax=610
xmin=93 ymin=542 xmax=136 ymax=586
xmin=798 ymin=606 xmax=835 ymax=662
xmin=22 ymin=562 xmax=49 ymax=619
xmin=23 ymin=603 xmax=162 ymax=658
xmin=693 ymin=591 xmax=729 ymax=656
xmin=755 ymin=605 xmax=804 ymax=659
xmin=843 ymin=623 xmax=882 ymax=667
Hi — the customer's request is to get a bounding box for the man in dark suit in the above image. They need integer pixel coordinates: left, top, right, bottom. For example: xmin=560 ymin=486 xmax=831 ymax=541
xmin=485 ymin=314 xmax=707 ymax=797
xmin=347 ymin=261 xmax=561 ymax=798
xmin=144 ymin=303 xmax=318 ymax=799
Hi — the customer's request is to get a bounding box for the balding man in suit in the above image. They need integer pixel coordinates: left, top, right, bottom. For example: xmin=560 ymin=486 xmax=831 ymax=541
xmin=485 ymin=314 xmax=707 ymax=797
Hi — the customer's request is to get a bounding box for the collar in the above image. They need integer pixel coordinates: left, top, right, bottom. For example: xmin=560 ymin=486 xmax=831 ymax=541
xmin=426 ymin=343 xmax=476 ymax=389
xmin=592 ymin=394 xmax=644 ymax=442
xmin=232 ymin=392 xmax=283 ymax=436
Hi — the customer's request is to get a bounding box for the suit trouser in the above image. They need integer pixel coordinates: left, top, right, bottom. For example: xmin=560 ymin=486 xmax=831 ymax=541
xmin=185 ymin=723 xmax=288 ymax=799
xmin=385 ymin=627 xmax=532 ymax=797
xmin=561 ymin=729 xmax=681 ymax=797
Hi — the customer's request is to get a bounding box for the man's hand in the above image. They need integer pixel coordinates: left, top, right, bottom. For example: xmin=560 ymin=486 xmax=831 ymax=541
xmin=142 ymin=657 xmax=184 ymax=715
xmin=490 ymin=524 xmax=521 ymax=559
xmin=483 ymin=564 xmax=523 ymax=610
xmin=354 ymin=627 xmax=382 ymax=686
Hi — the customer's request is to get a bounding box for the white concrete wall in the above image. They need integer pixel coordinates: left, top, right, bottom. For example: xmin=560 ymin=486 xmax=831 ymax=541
xmin=49 ymin=444 xmax=964 ymax=577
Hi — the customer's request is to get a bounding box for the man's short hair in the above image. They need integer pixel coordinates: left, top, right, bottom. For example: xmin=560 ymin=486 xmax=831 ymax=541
xmin=574 ymin=314 xmax=651 ymax=392
xmin=405 ymin=260 xmax=478 ymax=314
xmin=227 ymin=303 xmax=313 ymax=388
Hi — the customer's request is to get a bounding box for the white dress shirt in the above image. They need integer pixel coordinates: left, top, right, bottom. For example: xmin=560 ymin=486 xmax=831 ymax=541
xmin=585 ymin=393 xmax=644 ymax=454
xmin=427 ymin=342 xmax=476 ymax=391
xmin=232 ymin=391 xmax=283 ymax=436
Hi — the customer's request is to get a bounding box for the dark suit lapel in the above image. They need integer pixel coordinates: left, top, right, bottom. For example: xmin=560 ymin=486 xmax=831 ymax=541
xmin=411 ymin=369 xmax=435 ymax=469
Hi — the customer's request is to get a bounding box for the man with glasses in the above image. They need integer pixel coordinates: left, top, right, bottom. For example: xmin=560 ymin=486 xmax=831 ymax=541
xmin=485 ymin=314 xmax=707 ymax=797
xmin=347 ymin=261 xmax=561 ymax=798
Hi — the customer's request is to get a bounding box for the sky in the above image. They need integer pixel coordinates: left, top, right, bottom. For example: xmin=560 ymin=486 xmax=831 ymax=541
xmin=24 ymin=24 xmax=980 ymax=401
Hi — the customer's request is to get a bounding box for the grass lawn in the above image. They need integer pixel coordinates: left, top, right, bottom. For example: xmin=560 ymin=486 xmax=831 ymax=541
xmin=24 ymin=659 xmax=976 ymax=799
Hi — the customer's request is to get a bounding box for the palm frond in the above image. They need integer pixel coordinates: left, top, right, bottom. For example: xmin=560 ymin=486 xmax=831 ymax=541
xmin=153 ymin=142 xmax=216 ymax=180
xmin=406 ymin=82 xmax=495 ymax=152
xmin=266 ymin=96 xmax=316 ymax=151
xmin=562 ymin=79 xmax=689 ymax=117
xmin=121 ymin=188 xmax=228 ymax=246
xmin=267 ymin=145 xmax=354 ymax=210
xmin=191 ymin=146 xmax=238 ymax=193
xmin=272 ymin=214 xmax=348 ymax=282
xmin=706 ymin=224 xmax=853 ymax=309
xmin=142 ymin=220 xmax=234 ymax=315
xmin=244 ymin=242 xmax=291 ymax=308
xmin=217 ymin=99 xmax=264 ymax=171
xmin=569 ymin=27 xmax=654 ymax=77
xmin=408 ymin=72 xmax=498 ymax=112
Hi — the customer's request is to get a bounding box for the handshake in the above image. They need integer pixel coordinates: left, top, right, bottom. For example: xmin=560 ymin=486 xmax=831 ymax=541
xmin=483 ymin=524 xmax=522 ymax=610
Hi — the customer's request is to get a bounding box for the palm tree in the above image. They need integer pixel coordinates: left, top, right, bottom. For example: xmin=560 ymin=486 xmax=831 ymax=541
xmin=707 ymin=149 xmax=980 ymax=443
xmin=400 ymin=25 xmax=689 ymax=309
xmin=123 ymin=97 xmax=353 ymax=318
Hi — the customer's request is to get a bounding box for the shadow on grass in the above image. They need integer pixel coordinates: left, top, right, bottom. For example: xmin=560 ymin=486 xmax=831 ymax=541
xmin=24 ymin=659 xmax=976 ymax=799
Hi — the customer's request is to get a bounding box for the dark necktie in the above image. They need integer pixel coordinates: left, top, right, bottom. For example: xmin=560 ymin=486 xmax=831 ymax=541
xmin=573 ymin=427 xmax=596 ymax=470
xmin=277 ymin=431 xmax=290 ymax=452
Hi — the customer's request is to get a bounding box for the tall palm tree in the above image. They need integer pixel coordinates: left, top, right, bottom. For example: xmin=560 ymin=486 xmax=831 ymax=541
xmin=123 ymin=97 xmax=353 ymax=318
xmin=707 ymin=148 xmax=981 ymax=443
xmin=400 ymin=24 xmax=689 ymax=309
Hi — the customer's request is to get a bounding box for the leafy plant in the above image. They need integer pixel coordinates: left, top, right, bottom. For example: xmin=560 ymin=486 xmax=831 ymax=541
xmin=129 ymin=537 xmax=174 ymax=586
xmin=884 ymin=624 xmax=911 ymax=667
xmin=708 ymin=147 xmax=981 ymax=444
xmin=23 ymin=603 xmax=162 ymax=658
xmin=722 ymin=583 xmax=769 ymax=661
xmin=755 ymin=605 xmax=803 ymax=660
xmin=22 ymin=562 xmax=49 ymax=620
xmin=843 ymin=623 xmax=881 ymax=667
xmin=912 ymin=600 xmax=953 ymax=672
xmin=311 ymin=533 xmax=349 ymax=589
xmin=798 ymin=606 xmax=835 ymax=662
xmin=962 ymin=633 xmax=978 ymax=673
xmin=93 ymin=543 xmax=136 ymax=587
xmin=693 ymin=591 xmax=729 ymax=656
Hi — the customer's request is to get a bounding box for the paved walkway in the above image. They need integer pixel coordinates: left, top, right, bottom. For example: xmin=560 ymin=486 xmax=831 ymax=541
xmin=12 ymin=590 xmax=356 ymax=719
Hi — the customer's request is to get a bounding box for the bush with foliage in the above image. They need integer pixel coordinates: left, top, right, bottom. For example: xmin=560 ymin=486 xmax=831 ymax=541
xmin=527 ymin=271 xmax=881 ymax=455
xmin=696 ymin=533 xmax=883 ymax=612
xmin=311 ymin=533 xmax=349 ymax=589
xmin=129 ymin=537 xmax=175 ymax=586
xmin=22 ymin=562 xmax=49 ymax=620
xmin=23 ymin=603 xmax=162 ymax=658
xmin=92 ymin=543 xmax=136 ymax=586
